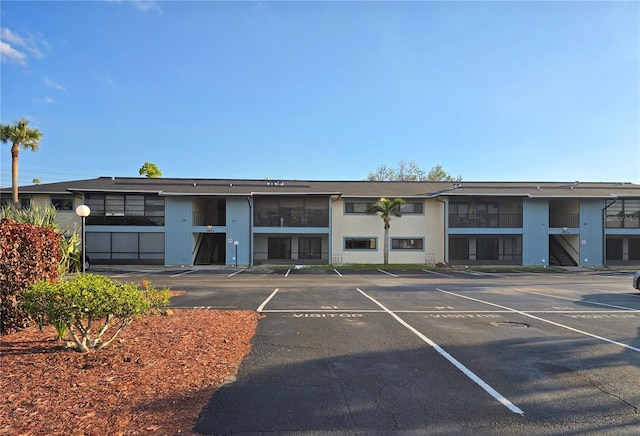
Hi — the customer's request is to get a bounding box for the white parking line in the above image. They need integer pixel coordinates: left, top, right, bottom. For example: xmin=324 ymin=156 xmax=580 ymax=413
xmin=422 ymin=269 xmax=454 ymax=278
xmin=228 ymin=270 xmax=244 ymax=277
xmin=169 ymin=269 xmax=197 ymax=278
xmin=333 ymin=269 xmax=343 ymax=277
xmin=462 ymin=270 xmax=504 ymax=277
xmin=512 ymin=288 xmax=640 ymax=312
xmin=377 ymin=269 xmax=399 ymax=277
xmin=285 ymin=269 xmax=291 ymax=277
xmin=356 ymin=288 xmax=524 ymax=415
xmin=257 ymin=288 xmax=280 ymax=312
xmin=436 ymin=288 xmax=640 ymax=353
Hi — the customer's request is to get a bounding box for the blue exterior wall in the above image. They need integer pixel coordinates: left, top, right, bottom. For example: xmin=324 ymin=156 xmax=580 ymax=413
xmin=579 ymin=199 xmax=604 ymax=266
xmin=165 ymin=197 xmax=193 ymax=265
xmin=522 ymin=198 xmax=549 ymax=266
xmin=226 ymin=197 xmax=251 ymax=266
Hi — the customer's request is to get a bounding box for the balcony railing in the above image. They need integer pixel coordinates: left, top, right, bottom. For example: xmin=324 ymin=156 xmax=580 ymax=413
xmin=606 ymin=214 xmax=640 ymax=228
xmin=448 ymin=213 xmax=522 ymax=228
xmin=549 ymin=214 xmax=580 ymax=229
xmin=192 ymin=211 xmax=226 ymax=226
xmin=254 ymin=210 xmax=329 ymax=227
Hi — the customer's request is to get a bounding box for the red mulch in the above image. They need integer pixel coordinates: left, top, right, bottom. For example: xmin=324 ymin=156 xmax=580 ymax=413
xmin=0 ymin=309 xmax=259 ymax=435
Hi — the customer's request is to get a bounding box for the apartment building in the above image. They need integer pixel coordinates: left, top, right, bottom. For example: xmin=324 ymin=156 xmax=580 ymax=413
xmin=3 ymin=177 xmax=640 ymax=267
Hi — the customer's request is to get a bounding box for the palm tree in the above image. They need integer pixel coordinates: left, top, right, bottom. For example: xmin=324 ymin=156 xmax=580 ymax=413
xmin=0 ymin=118 xmax=43 ymax=205
xmin=367 ymin=197 xmax=405 ymax=265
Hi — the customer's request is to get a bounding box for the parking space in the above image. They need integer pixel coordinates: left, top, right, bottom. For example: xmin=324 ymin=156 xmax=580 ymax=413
xmin=100 ymin=267 xmax=640 ymax=434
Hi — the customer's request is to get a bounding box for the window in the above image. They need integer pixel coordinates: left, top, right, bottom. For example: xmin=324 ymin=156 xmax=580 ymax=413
xmin=0 ymin=196 xmax=30 ymax=208
xmin=253 ymin=196 xmax=328 ymax=227
xmin=344 ymin=201 xmax=376 ymax=214
xmin=268 ymin=237 xmax=291 ymax=259
xmin=477 ymin=237 xmax=499 ymax=260
xmin=606 ymin=199 xmax=640 ymax=228
xmin=630 ymin=238 xmax=640 ymax=261
xmin=399 ymin=201 xmax=423 ymax=214
xmin=85 ymin=194 xmax=165 ymax=226
xmin=51 ymin=195 xmax=73 ymax=210
xmin=299 ymin=237 xmax=321 ymax=259
xmin=345 ymin=238 xmax=377 ymax=250
xmin=391 ymin=238 xmax=423 ymax=250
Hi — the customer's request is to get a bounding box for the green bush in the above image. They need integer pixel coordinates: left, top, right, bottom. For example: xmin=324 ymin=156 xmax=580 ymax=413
xmin=0 ymin=219 xmax=61 ymax=334
xmin=23 ymin=274 xmax=170 ymax=353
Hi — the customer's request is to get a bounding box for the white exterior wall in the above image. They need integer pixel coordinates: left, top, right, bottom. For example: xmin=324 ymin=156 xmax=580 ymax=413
xmin=330 ymin=198 xmax=445 ymax=265
xmin=30 ymin=193 xmax=84 ymax=236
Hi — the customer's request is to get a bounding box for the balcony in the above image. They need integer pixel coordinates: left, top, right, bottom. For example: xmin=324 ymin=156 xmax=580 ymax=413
xmin=549 ymin=214 xmax=580 ymax=229
xmin=606 ymin=213 xmax=640 ymax=228
xmin=192 ymin=211 xmax=226 ymax=226
xmin=449 ymin=213 xmax=522 ymax=228
xmin=254 ymin=209 xmax=329 ymax=227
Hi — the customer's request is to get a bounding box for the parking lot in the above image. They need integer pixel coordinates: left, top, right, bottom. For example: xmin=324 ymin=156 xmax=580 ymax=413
xmin=98 ymin=267 xmax=640 ymax=435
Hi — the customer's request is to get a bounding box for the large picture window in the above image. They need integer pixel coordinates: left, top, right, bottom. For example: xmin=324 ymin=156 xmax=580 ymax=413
xmin=85 ymin=194 xmax=165 ymax=226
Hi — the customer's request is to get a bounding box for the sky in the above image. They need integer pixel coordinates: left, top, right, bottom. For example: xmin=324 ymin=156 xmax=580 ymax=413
xmin=1 ymin=0 xmax=639 ymax=188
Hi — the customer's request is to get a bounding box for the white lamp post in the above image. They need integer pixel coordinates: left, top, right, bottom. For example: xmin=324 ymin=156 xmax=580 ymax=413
xmin=75 ymin=205 xmax=91 ymax=273
xmin=234 ymin=240 xmax=239 ymax=268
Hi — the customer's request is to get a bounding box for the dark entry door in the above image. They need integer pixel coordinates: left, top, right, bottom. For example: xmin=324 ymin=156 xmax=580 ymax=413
xmin=268 ymin=237 xmax=291 ymax=260
xmin=299 ymin=237 xmax=321 ymax=260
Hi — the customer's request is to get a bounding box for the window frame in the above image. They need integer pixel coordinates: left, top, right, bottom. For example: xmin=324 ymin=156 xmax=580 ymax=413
xmin=344 ymin=237 xmax=377 ymax=250
xmin=85 ymin=193 xmax=165 ymax=226
xmin=399 ymin=201 xmax=424 ymax=214
xmin=391 ymin=238 xmax=424 ymax=250
xmin=344 ymin=201 xmax=376 ymax=214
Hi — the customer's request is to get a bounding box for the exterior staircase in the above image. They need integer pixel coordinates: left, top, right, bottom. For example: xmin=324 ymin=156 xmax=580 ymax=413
xmin=195 ymin=233 xmax=218 ymax=265
xmin=549 ymin=235 xmax=577 ymax=266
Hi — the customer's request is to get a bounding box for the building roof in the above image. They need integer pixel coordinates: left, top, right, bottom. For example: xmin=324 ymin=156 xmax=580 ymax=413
xmin=3 ymin=177 xmax=640 ymax=199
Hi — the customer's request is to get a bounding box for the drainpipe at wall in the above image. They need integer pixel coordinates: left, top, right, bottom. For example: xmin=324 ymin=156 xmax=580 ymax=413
xmin=436 ymin=197 xmax=448 ymax=264
xmin=602 ymin=199 xmax=616 ymax=267
xmin=247 ymin=196 xmax=253 ymax=267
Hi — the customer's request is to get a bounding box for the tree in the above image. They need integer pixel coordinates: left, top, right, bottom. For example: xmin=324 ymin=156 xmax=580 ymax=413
xmin=426 ymin=164 xmax=461 ymax=182
xmin=139 ymin=162 xmax=163 ymax=178
xmin=366 ymin=160 xmax=461 ymax=182
xmin=0 ymin=118 xmax=43 ymax=205
xmin=367 ymin=197 xmax=405 ymax=265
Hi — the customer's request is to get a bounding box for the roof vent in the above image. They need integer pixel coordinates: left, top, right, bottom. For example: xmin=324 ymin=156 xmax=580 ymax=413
xmin=193 ymin=183 xmax=197 ymax=187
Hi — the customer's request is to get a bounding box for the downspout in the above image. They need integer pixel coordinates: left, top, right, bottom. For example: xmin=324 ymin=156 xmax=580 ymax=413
xmin=247 ymin=197 xmax=253 ymax=267
xmin=602 ymin=199 xmax=616 ymax=267
xmin=436 ymin=197 xmax=448 ymax=265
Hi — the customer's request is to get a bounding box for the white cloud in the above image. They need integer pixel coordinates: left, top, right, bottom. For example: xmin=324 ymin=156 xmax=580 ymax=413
xmin=0 ymin=27 xmax=48 ymax=65
xmin=43 ymin=76 xmax=66 ymax=91
xmin=132 ymin=1 xmax=161 ymax=13
xmin=0 ymin=40 xmax=27 ymax=65
xmin=33 ymin=97 xmax=54 ymax=104
xmin=1 ymin=28 xmax=25 ymax=46
xmin=107 ymin=0 xmax=161 ymax=13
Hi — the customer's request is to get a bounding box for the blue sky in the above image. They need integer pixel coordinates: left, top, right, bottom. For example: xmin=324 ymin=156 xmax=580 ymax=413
xmin=1 ymin=0 xmax=638 ymax=187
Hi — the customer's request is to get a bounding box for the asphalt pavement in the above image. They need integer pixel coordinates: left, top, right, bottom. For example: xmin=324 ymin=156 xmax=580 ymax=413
xmin=96 ymin=267 xmax=640 ymax=435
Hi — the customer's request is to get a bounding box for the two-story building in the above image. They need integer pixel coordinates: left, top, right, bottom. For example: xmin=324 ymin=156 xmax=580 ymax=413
xmin=3 ymin=177 xmax=640 ymax=267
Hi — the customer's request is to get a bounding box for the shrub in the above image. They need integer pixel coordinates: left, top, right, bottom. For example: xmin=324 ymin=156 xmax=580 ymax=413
xmin=1 ymin=203 xmax=82 ymax=275
xmin=0 ymin=219 xmax=61 ymax=334
xmin=23 ymin=274 xmax=170 ymax=353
